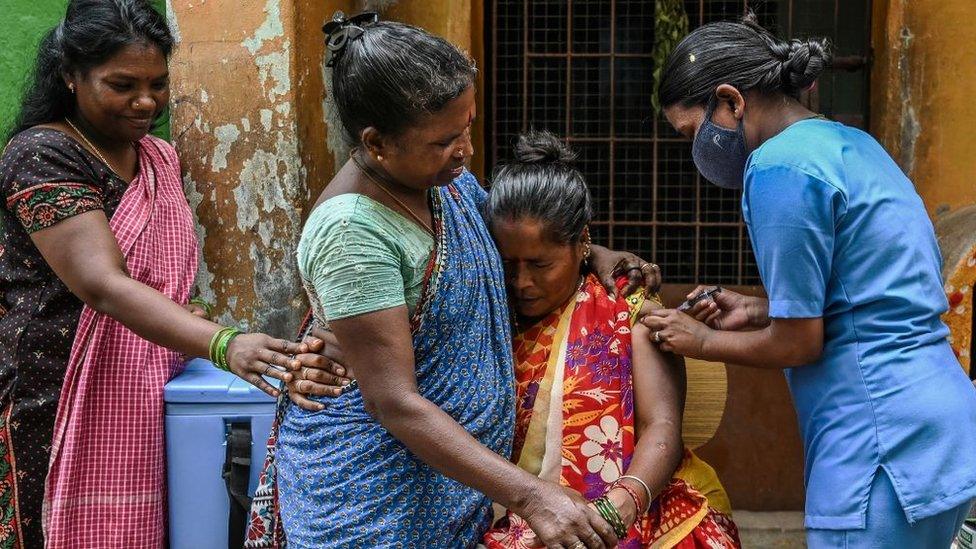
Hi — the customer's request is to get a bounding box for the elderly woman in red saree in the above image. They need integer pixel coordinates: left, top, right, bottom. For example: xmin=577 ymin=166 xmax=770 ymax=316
xmin=286 ymin=130 xmax=741 ymax=548
xmin=0 ymin=2 xmax=310 ymax=547
xmin=479 ymin=131 xmax=740 ymax=549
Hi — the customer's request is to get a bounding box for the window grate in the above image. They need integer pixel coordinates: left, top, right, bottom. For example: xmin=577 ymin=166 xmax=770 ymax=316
xmin=488 ymin=0 xmax=870 ymax=285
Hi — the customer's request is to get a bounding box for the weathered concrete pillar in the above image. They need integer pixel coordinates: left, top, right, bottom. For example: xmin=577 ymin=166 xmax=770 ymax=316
xmin=168 ymin=0 xmax=343 ymax=334
xmin=168 ymin=0 xmax=479 ymax=334
xmin=870 ymin=0 xmax=976 ymax=219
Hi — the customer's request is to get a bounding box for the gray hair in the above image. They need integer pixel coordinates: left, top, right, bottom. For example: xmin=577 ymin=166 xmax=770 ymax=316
xmin=485 ymin=130 xmax=592 ymax=245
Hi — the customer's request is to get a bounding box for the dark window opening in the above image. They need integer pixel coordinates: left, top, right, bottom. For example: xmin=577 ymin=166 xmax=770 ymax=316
xmin=487 ymin=0 xmax=871 ymax=285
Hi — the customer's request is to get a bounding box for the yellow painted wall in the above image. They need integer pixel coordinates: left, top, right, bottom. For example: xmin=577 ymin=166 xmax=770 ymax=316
xmin=871 ymin=0 xmax=976 ymax=376
xmin=870 ymin=0 xmax=976 ymax=219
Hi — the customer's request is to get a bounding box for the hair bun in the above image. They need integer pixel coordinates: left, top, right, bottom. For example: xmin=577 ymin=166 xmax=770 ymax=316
xmin=513 ymin=130 xmax=577 ymax=165
xmin=782 ymin=37 xmax=831 ymax=91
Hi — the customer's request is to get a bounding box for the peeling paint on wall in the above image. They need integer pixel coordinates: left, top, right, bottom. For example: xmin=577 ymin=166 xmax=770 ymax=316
xmin=242 ymin=0 xmax=285 ymax=55
xmin=182 ymin=175 xmax=217 ymax=307
xmin=165 ymin=0 xmax=181 ymax=43
xmin=211 ymin=123 xmax=240 ymax=172
xmin=256 ymin=47 xmax=292 ymax=99
xmin=170 ymin=0 xmax=310 ymax=335
xmin=361 ymin=0 xmax=399 ymax=11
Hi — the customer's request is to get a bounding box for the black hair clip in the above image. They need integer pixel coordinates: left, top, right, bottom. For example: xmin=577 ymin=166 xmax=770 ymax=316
xmin=322 ymin=10 xmax=379 ymax=67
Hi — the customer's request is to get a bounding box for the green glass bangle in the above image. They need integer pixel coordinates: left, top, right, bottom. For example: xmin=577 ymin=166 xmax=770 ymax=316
xmin=593 ymin=495 xmax=628 ymax=539
xmin=209 ymin=327 xmax=241 ymax=371
xmin=216 ymin=332 xmax=236 ymax=370
xmin=216 ymin=329 xmax=241 ymax=371
xmin=593 ymin=497 xmax=613 ymax=525
xmin=212 ymin=327 xmax=235 ymax=359
xmin=208 ymin=327 xmax=231 ymax=362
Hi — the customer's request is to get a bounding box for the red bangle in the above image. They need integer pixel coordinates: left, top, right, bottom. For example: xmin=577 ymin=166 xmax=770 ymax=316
xmin=610 ymin=481 xmax=645 ymax=522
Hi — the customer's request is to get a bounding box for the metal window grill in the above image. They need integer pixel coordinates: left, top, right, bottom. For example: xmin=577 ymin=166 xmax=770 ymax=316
xmin=487 ymin=0 xmax=870 ymax=285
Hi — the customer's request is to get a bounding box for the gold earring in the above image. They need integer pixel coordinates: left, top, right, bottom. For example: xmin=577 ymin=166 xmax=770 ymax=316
xmin=376 ymin=154 xmax=383 ymax=162
xmin=581 ymin=227 xmax=592 ymax=262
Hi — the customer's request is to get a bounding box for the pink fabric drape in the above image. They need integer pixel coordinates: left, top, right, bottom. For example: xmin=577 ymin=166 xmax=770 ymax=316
xmin=42 ymin=136 xmax=198 ymax=548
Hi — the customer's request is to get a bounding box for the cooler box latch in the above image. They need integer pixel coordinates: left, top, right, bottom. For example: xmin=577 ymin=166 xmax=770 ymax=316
xmin=222 ymin=420 xmax=252 ymax=549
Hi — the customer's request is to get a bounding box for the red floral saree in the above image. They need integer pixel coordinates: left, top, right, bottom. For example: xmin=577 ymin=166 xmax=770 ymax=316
xmin=483 ymin=275 xmax=740 ymax=549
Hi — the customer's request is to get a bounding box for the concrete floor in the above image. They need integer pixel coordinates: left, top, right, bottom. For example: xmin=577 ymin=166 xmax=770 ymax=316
xmin=734 ymin=511 xmax=806 ymax=548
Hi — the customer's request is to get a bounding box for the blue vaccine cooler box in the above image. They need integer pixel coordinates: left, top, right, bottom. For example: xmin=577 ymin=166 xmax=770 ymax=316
xmin=164 ymin=358 xmax=276 ymax=548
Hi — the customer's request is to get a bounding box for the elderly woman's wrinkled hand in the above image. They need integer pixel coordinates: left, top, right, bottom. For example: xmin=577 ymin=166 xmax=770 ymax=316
xmin=640 ymin=308 xmax=711 ymax=358
xmin=517 ymin=481 xmax=618 ymax=549
xmin=287 ymin=324 xmax=354 ymax=411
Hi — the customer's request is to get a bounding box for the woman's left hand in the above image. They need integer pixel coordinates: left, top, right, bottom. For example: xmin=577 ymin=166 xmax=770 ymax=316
xmin=589 ymin=244 xmax=662 ymax=297
xmin=640 ymin=309 xmax=711 ymax=358
xmin=183 ymin=302 xmax=209 ymax=320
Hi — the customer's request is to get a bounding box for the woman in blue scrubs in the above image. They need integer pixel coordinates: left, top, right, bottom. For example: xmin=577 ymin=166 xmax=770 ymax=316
xmin=644 ymin=14 xmax=976 ymax=548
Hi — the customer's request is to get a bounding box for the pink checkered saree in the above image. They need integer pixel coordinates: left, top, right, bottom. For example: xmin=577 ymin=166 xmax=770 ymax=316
xmin=42 ymin=136 xmax=198 ymax=548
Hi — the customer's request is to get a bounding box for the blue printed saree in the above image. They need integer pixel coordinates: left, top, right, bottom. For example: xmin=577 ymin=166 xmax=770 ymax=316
xmin=246 ymin=172 xmax=515 ymax=548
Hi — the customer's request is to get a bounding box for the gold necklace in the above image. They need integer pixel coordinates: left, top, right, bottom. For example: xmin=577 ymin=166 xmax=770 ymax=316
xmin=351 ymin=150 xmax=434 ymax=236
xmin=65 ymin=118 xmax=129 ymax=180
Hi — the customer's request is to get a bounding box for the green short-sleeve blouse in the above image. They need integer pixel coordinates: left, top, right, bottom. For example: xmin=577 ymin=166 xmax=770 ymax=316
xmin=297 ymin=193 xmax=434 ymax=323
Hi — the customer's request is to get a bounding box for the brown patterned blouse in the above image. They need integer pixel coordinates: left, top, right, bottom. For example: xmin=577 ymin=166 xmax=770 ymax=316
xmin=0 ymin=127 xmax=129 ymax=547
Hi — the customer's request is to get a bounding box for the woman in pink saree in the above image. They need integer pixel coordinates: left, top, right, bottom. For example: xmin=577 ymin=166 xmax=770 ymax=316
xmin=0 ymin=1 xmax=309 ymax=546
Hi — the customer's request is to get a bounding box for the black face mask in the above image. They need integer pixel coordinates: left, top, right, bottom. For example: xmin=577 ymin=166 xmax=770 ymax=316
xmin=691 ymin=96 xmax=748 ymax=190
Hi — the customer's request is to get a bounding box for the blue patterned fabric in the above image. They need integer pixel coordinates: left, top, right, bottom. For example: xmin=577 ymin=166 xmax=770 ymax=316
xmin=276 ymin=172 xmax=516 ymax=548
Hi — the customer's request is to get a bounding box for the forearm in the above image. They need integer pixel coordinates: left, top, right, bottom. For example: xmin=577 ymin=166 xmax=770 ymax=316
xmin=371 ymin=392 xmax=540 ymax=511
xmin=746 ymin=296 xmax=771 ymax=329
xmin=699 ymin=326 xmax=816 ymax=368
xmin=624 ymin=421 xmax=683 ymax=500
xmin=87 ymin=273 xmax=220 ymax=358
xmin=30 ymin=213 xmax=227 ymax=359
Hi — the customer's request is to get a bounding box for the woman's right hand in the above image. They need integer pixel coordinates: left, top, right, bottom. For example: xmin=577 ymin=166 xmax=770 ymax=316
xmin=684 ymin=285 xmax=762 ymax=331
xmin=225 ymin=333 xmax=308 ymax=398
xmin=517 ymin=482 xmax=618 ymax=548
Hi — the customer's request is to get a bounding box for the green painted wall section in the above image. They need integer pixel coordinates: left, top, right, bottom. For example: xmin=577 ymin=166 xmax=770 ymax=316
xmin=0 ymin=0 xmax=168 ymax=141
xmin=0 ymin=0 xmax=65 ymax=139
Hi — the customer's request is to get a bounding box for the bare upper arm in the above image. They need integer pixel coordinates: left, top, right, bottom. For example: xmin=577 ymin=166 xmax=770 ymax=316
xmin=767 ymin=317 xmax=824 ymax=365
xmin=637 ymin=297 xmax=663 ymax=318
xmin=29 ymin=210 xmax=128 ymax=303
xmin=630 ymin=321 xmax=686 ymax=432
xmin=327 ymin=305 xmax=420 ymax=417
